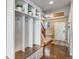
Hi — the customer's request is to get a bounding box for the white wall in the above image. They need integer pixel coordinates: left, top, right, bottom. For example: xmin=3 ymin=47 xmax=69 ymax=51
xmin=7 ymin=0 xmax=15 ymax=59
xmin=68 ymin=2 xmax=73 ymax=56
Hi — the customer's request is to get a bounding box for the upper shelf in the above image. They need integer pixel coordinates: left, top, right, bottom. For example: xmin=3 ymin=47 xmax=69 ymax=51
xmin=15 ymin=10 xmax=25 ymax=15
xmin=15 ymin=0 xmax=41 ymax=20
xmin=15 ymin=10 xmax=40 ymax=20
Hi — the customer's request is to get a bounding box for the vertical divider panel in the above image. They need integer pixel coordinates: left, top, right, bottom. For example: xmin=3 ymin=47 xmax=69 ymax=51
xmin=7 ymin=0 xmax=15 ymax=59
xmin=34 ymin=19 xmax=41 ymax=45
xmin=28 ymin=18 xmax=33 ymax=47
xmin=22 ymin=15 xmax=25 ymax=51
xmin=25 ymin=17 xmax=29 ymax=48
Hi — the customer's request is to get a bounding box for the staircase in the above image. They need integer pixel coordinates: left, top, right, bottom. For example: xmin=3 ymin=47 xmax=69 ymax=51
xmin=41 ymin=23 xmax=46 ymax=38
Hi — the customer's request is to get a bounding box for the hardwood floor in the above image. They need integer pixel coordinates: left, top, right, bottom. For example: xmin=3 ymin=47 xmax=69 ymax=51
xmin=15 ymin=42 xmax=72 ymax=59
xmin=41 ymin=43 xmax=72 ymax=59
xmin=25 ymin=44 xmax=41 ymax=58
xmin=15 ymin=44 xmax=41 ymax=59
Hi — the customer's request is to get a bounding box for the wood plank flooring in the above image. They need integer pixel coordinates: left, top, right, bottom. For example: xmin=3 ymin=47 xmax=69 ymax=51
xmin=15 ymin=42 xmax=72 ymax=59
xmin=25 ymin=44 xmax=41 ymax=58
xmin=41 ymin=43 xmax=72 ymax=59
xmin=15 ymin=44 xmax=41 ymax=59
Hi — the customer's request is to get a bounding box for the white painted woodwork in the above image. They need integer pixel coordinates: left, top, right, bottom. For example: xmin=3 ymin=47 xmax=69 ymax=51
xmin=25 ymin=18 xmax=29 ymax=48
xmin=22 ymin=16 xmax=26 ymax=51
xmin=23 ymin=3 xmax=28 ymax=14
xmin=68 ymin=2 xmax=73 ymax=56
xmin=7 ymin=0 xmax=15 ymax=59
xmin=15 ymin=15 xmax=25 ymax=52
xmin=28 ymin=18 xmax=33 ymax=47
xmin=33 ymin=20 xmax=41 ymax=45
xmin=7 ymin=0 xmax=42 ymax=59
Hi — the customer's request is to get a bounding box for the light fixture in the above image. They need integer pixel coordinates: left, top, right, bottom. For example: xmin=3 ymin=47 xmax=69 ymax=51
xmin=50 ymin=14 xmax=53 ymax=18
xmin=45 ymin=14 xmax=49 ymax=18
xmin=49 ymin=0 xmax=54 ymax=5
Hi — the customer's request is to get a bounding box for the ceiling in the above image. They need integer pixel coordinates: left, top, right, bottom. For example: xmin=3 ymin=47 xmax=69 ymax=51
xmin=31 ymin=0 xmax=71 ymax=13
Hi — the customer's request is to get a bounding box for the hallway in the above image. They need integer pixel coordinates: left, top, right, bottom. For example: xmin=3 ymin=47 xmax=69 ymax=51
xmin=7 ymin=0 xmax=73 ymax=59
xmin=41 ymin=42 xmax=71 ymax=59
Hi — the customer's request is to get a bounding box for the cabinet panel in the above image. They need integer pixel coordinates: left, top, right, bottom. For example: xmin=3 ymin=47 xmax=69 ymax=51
xmin=15 ymin=15 xmax=24 ymax=51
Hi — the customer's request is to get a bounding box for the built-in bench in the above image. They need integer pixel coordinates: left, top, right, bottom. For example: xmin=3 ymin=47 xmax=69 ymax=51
xmin=15 ymin=44 xmax=43 ymax=59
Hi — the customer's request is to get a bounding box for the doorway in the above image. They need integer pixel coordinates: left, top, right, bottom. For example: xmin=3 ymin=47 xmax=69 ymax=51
xmin=54 ymin=22 xmax=66 ymax=41
xmin=52 ymin=18 xmax=68 ymax=46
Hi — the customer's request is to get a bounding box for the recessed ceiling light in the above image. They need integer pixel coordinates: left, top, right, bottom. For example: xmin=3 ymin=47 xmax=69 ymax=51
xmin=49 ymin=1 xmax=54 ymax=5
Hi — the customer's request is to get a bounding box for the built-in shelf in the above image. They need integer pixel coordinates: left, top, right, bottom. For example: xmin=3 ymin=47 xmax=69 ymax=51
xmin=15 ymin=0 xmax=41 ymax=19
xmin=15 ymin=10 xmax=40 ymax=20
xmin=15 ymin=10 xmax=33 ymax=18
xmin=15 ymin=10 xmax=25 ymax=16
xmin=28 ymin=4 xmax=34 ymax=16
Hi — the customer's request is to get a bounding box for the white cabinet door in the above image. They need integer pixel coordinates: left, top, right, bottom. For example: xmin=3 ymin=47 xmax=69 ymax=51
xmin=54 ymin=22 xmax=66 ymax=41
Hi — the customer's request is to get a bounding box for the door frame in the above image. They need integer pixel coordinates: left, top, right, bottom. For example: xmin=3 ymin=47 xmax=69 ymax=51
xmin=52 ymin=17 xmax=68 ymax=44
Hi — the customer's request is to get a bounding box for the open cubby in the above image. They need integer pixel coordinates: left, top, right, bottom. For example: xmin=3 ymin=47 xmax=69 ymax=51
xmin=15 ymin=0 xmax=41 ymax=18
xmin=36 ymin=9 xmax=40 ymax=17
xmin=15 ymin=12 xmax=25 ymax=52
xmin=15 ymin=0 xmax=26 ymax=12
xmin=28 ymin=4 xmax=34 ymax=16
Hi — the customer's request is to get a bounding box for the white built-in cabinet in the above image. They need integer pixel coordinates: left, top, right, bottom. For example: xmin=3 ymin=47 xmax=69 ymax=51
xmin=15 ymin=0 xmax=43 ymax=59
xmin=7 ymin=0 xmax=43 ymax=59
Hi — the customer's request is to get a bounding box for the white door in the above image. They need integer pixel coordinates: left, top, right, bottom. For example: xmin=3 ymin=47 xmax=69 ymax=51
xmin=54 ymin=22 xmax=66 ymax=41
